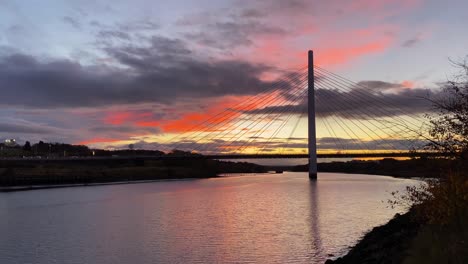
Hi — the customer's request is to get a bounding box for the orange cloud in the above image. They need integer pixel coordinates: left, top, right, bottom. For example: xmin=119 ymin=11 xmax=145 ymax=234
xmin=104 ymin=111 xmax=132 ymax=125
xmin=316 ymin=38 xmax=391 ymax=66
xmin=159 ymin=95 xmax=258 ymax=133
xmin=239 ymin=24 xmax=397 ymax=70
xmin=129 ymin=91 xmax=286 ymax=134
xmin=104 ymin=110 xmax=155 ymax=126
xmin=136 ymin=121 xmax=160 ymax=127
xmin=228 ymin=0 xmax=422 ymax=70
xmin=401 ymin=80 xmax=415 ymax=88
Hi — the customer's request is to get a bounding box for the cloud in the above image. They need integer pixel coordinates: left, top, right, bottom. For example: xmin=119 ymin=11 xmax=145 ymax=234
xmin=401 ymin=80 xmax=415 ymax=88
xmin=0 ymin=122 xmax=56 ymax=134
xmin=113 ymin=134 xmax=426 ymax=154
xmin=181 ymin=21 xmax=286 ymax=49
xmin=62 ymin=16 xmax=81 ymax=29
xmin=401 ymin=30 xmax=431 ymax=48
xmin=90 ymin=125 xmax=159 ymax=134
xmin=357 ymin=80 xmax=403 ymax=90
xmin=97 ymin=30 xmax=131 ymax=41
xmin=0 ymin=0 xmax=430 ymax=148
xmin=317 ymin=137 xmax=426 ymax=151
xmin=0 ymin=36 xmax=293 ymax=108
xmin=91 ymin=19 xmax=159 ymax=43
xmin=124 ymin=138 xmax=307 ymax=154
xmin=0 ymin=116 xmax=67 ymax=137
xmin=312 ymin=27 xmax=395 ymax=66
xmin=238 ymin=8 xmax=266 ymax=18
xmin=78 ymin=137 xmax=122 ymax=145
xmin=314 ymin=80 xmax=435 ymax=119
xmin=96 ymin=94 xmax=272 ymax=134
xmin=246 ymin=80 xmax=436 ymax=118
xmin=402 ymin=37 xmax=420 ymax=48
xmin=117 ymin=20 xmax=158 ymax=31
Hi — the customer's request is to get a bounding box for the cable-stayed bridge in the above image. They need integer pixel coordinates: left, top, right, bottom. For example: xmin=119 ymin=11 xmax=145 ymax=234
xmin=7 ymin=51 xmax=437 ymax=179
xmin=156 ymin=51 xmax=436 ymax=178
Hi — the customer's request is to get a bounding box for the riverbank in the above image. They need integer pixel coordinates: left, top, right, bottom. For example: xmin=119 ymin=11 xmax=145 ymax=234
xmin=326 ymin=169 xmax=468 ymax=264
xmin=0 ymin=159 xmax=266 ymax=191
xmin=326 ymin=210 xmax=420 ymax=264
xmin=0 ymin=177 xmax=211 ymax=192
xmin=293 ymin=158 xmax=453 ymax=179
xmin=326 ymin=210 xmax=468 ymax=263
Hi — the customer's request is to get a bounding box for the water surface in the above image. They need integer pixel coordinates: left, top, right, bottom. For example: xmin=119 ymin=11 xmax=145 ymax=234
xmin=0 ymin=172 xmax=418 ymax=263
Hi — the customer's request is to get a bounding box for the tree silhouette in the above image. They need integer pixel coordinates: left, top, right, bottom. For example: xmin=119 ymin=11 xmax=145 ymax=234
xmin=23 ymin=141 xmax=32 ymax=151
xmin=427 ymin=59 xmax=468 ymax=157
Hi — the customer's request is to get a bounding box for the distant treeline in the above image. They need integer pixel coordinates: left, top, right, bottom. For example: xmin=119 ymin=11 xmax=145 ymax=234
xmin=0 ymin=156 xmax=266 ymax=188
xmin=293 ymin=157 xmax=466 ymax=179
xmin=0 ymin=140 xmax=198 ymax=158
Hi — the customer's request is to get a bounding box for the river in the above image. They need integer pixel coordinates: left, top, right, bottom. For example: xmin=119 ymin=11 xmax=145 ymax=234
xmin=0 ymin=172 xmax=419 ymax=264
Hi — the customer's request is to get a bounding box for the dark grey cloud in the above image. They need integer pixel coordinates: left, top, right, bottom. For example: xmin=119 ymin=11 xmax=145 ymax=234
xmin=128 ymin=138 xmax=307 ymax=154
xmin=357 ymin=81 xmax=402 ymax=90
xmin=85 ymin=125 xmax=161 ymax=143
xmin=97 ymin=30 xmax=131 ymax=41
xmin=0 ymin=29 xmax=434 ymax=151
xmin=102 ymin=35 xmax=192 ymax=69
xmin=123 ymin=134 xmax=426 ymax=154
xmin=246 ymin=80 xmax=437 ymax=118
xmin=117 ymin=20 xmax=158 ymax=31
xmin=0 ymin=120 xmax=59 ymax=134
xmin=402 ymin=37 xmax=421 ymax=48
xmin=90 ymin=125 xmax=159 ymax=134
xmin=317 ymin=137 xmax=426 ymax=151
xmin=314 ymin=85 xmax=434 ymax=118
xmin=0 ymin=35 xmax=288 ymax=108
xmin=234 ymin=0 xmax=310 ymax=14
xmin=176 ymin=5 xmax=286 ymax=50
xmin=183 ymin=21 xmax=286 ymax=49
xmin=90 ymin=20 xmax=102 ymax=27
xmin=239 ymin=8 xmax=266 ymax=18
xmin=63 ymin=16 xmax=81 ymax=29
xmin=90 ymin=19 xmax=159 ymax=47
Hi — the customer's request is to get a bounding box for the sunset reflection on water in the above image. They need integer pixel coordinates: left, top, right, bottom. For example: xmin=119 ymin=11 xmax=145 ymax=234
xmin=0 ymin=172 xmax=418 ymax=263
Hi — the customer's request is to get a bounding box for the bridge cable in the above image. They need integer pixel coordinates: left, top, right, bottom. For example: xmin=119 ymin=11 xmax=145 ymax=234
xmin=315 ymin=79 xmax=401 ymax=151
xmin=174 ymin=70 xmax=308 ymax=151
xmin=256 ymin=88 xmax=309 ymax=154
xmin=318 ymin=108 xmax=346 ymax=153
xmin=314 ymin=69 xmax=430 ymax=150
xmin=314 ymin=68 xmax=426 ymax=135
xmin=170 ymin=69 xmax=309 ymax=152
xmin=166 ymin=66 xmax=308 ymax=151
xmin=229 ymin=80 xmax=309 ymax=153
xmin=313 ymin=89 xmax=372 ymax=153
xmin=315 ymin=83 xmax=378 ymax=152
xmin=227 ymin=81 xmax=308 ymax=153
xmin=191 ymin=72 xmax=309 ymax=154
xmin=315 ymin=74 xmax=423 ymax=151
xmin=314 ymin=66 xmax=428 ymax=130
xmin=280 ymin=97 xmax=309 ymax=154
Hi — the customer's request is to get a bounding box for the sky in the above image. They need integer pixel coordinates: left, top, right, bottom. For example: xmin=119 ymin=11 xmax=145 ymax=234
xmin=0 ymin=0 xmax=467 ymax=154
